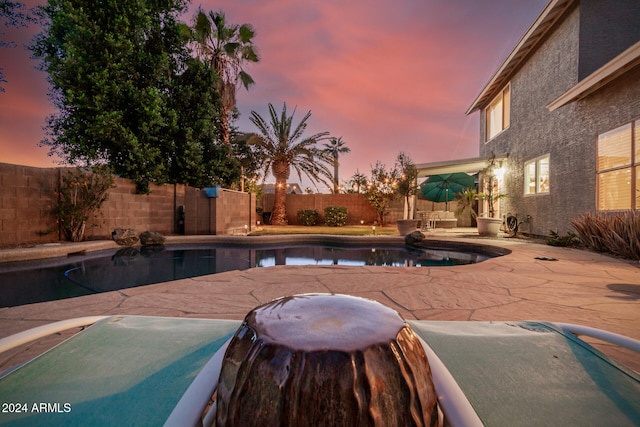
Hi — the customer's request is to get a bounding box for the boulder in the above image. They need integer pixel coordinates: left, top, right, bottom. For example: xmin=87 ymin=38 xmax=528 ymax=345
xmin=112 ymin=228 xmax=139 ymax=246
xmin=139 ymin=230 xmax=165 ymax=246
xmin=405 ymin=230 xmax=425 ymax=246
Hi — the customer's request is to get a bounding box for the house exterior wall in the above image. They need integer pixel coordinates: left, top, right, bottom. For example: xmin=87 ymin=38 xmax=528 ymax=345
xmin=479 ymin=5 xmax=640 ymax=235
xmin=578 ymin=0 xmax=640 ymax=80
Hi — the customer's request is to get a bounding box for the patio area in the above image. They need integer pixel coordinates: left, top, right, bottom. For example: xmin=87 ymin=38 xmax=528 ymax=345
xmin=1 ymin=230 xmax=639 ymax=372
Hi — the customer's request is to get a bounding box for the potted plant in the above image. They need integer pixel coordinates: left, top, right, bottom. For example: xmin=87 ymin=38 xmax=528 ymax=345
xmin=454 ymin=188 xmax=478 ymax=227
xmin=394 ymin=153 xmax=420 ymax=235
xmin=476 ymin=155 xmax=505 ymax=236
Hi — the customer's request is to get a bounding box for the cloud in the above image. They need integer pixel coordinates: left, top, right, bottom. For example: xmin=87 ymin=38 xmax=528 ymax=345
xmin=1 ymin=0 xmax=548 ymax=187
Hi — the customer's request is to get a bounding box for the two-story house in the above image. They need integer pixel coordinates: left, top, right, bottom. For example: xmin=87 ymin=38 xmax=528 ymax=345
xmin=469 ymin=0 xmax=640 ymax=236
xmin=419 ymin=0 xmax=640 ymax=236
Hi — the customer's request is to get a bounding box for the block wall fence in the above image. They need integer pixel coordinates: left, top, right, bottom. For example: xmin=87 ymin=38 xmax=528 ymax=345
xmin=0 ymin=163 xmax=254 ymax=246
xmin=0 ymin=162 xmax=455 ymax=246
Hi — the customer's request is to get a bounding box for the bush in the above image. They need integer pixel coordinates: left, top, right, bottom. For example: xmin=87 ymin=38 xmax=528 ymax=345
xmin=55 ymin=166 xmax=115 ymax=242
xmin=546 ymin=230 xmax=580 ymax=247
xmin=570 ymin=211 xmax=640 ymax=260
xmin=297 ymin=209 xmax=318 ymax=226
xmin=324 ymin=206 xmax=348 ymax=227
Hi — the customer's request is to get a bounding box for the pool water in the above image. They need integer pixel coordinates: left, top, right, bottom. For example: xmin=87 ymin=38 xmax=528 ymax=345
xmin=0 ymin=243 xmax=491 ymax=307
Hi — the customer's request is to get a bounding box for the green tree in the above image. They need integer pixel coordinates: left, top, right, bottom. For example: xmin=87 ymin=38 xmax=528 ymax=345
xmin=168 ymin=56 xmax=241 ymax=188
xmin=347 ymin=170 xmax=368 ymax=194
xmin=249 ymin=103 xmax=332 ymax=225
xmin=31 ymin=0 xmax=201 ymax=193
xmin=55 ymin=166 xmax=115 ymax=242
xmin=322 ymin=136 xmax=350 ymax=194
xmin=0 ymin=0 xmax=34 ymax=92
xmin=190 ymin=9 xmax=259 ymax=145
xmin=395 ymin=152 xmax=418 ymax=219
xmin=364 ymin=161 xmax=399 ymax=226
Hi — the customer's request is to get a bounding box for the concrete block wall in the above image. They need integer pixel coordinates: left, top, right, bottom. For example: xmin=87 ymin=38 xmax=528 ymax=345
xmin=83 ymin=178 xmax=187 ymax=239
xmin=0 ymin=163 xmax=256 ymax=246
xmin=184 ymin=187 xmax=256 ymax=235
xmin=0 ymin=163 xmax=59 ymax=245
xmin=260 ymin=193 xmax=381 ymax=225
xmin=258 ymin=193 xmax=455 ymax=226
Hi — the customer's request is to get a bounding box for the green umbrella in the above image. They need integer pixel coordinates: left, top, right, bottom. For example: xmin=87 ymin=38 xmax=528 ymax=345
xmin=420 ymin=173 xmax=475 ymax=210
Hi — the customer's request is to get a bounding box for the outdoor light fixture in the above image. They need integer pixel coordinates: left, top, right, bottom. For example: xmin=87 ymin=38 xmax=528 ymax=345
xmin=372 ymin=225 xmax=376 ymax=235
xmin=360 ymin=220 xmax=364 ymax=225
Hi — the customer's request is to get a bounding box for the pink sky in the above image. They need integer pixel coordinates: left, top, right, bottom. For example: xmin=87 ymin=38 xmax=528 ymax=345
xmin=0 ymin=0 xmax=547 ymax=190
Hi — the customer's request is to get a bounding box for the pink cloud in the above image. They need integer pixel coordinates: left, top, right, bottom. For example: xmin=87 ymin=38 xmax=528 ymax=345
xmin=1 ymin=0 xmax=548 ymax=188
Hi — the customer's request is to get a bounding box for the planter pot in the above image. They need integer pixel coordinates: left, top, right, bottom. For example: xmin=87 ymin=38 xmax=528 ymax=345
xmin=396 ymin=219 xmax=419 ymax=236
xmin=476 ymin=217 xmax=502 ymax=237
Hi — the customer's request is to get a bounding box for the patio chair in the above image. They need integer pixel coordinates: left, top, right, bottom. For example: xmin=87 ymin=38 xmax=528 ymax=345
xmin=0 ymin=316 xmax=638 ymax=426
xmin=421 ymin=211 xmax=440 ymax=231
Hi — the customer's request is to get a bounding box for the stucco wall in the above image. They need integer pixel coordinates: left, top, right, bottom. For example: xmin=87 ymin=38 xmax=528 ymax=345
xmin=480 ymin=5 xmax=640 ymax=235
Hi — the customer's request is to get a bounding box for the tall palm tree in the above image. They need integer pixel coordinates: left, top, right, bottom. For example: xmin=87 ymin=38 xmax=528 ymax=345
xmin=322 ymin=137 xmax=350 ymax=193
xmin=191 ymin=9 xmax=259 ymax=144
xmin=249 ymin=103 xmax=332 ymax=225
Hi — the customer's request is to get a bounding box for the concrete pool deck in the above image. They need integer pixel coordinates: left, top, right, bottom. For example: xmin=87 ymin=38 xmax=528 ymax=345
xmin=1 ymin=228 xmax=639 ymax=372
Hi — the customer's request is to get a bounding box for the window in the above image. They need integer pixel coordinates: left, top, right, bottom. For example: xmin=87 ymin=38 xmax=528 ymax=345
xmin=596 ymin=121 xmax=638 ymax=210
xmin=524 ymin=155 xmax=549 ymax=195
xmin=485 ymin=84 xmax=510 ymax=141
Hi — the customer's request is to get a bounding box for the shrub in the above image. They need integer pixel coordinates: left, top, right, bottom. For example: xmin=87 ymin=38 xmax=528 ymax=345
xmin=297 ymin=209 xmax=318 ymax=226
xmin=546 ymin=230 xmax=580 ymax=247
xmin=570 ymin=211 xmax=640 ymax=260
xmin=55 ymin=166 xmax=115 ymax=242
xmin=324 ymin=206 xmax=348 ymax=227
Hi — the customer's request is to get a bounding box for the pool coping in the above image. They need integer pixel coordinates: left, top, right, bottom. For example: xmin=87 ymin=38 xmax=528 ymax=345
xmin=0 ymin=233 xmax=512 ymax=264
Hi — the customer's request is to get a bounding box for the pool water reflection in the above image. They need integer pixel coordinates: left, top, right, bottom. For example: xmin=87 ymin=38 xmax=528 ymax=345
xmin=0 ymin=243 xmax=490 ymax=307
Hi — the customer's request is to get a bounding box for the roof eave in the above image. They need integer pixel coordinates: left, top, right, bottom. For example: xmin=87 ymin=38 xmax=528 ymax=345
xmin=415 ymin=155 xmax=509 ymax=178
xmin=465 ymin=0 xmax=575 ymax=115
xmin=546 ymin=40 xmax=640 ymax=111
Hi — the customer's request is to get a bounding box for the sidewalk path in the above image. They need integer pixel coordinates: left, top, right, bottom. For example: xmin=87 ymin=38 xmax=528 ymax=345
xmin=1 ymin=233 xmax=639 ymax=371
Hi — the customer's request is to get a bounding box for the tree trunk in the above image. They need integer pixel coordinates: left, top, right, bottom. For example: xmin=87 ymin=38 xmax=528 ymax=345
xmin=219 ymin=104 xmax=231 ymax=145
xmin=333 ymin=154 xmax=339 ymax=194
xmin=271 ymin=160 xmax=290 ymax=225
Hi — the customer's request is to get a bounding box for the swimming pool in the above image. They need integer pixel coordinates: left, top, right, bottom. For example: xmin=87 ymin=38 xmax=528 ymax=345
xmin=0 ymin=239 xmax=507 ymax=307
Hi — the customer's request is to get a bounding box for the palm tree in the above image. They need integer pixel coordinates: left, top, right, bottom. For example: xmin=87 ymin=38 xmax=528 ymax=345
xmin=322 ymin=137 xmax=351 ymax=193
xmin=191 ymin=9 xmax=259 ymax=144
xmin=249 ymin=103 xmax=332 ymax=225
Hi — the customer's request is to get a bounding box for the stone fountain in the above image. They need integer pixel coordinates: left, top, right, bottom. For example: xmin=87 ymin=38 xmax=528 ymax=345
xmin=214 ymin=293 xmax=439 ymax=426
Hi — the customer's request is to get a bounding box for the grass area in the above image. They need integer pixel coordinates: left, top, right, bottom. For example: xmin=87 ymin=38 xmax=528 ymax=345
xmin=249 ymin=225 xmax=399 ymax=236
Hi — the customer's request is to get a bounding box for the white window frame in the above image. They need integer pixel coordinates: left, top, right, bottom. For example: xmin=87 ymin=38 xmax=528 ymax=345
xmin=524 ymin=155 xmax=550 ymax=195
xmin=596 ymin=120 xmax=638 ymax=211
xmin=485 ymin=84 xmax=510 ymax=142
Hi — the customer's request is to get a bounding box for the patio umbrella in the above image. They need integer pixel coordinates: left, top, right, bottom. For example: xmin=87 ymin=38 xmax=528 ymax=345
xmin=420 ymin=172 xmax=475 ymax=210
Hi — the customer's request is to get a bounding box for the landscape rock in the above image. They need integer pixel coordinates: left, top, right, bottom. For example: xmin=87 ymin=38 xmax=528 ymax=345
xmin=405 ymin=230 xmax=425 ymax=246
xmin=139 ymin=230 xmax=166 ymax=246
xmin=112 ymin=228 xmax=139 ymax=246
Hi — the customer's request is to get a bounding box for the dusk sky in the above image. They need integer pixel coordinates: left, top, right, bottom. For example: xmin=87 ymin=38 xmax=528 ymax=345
xmin=1 ymin=0 xmax=548 ymax=190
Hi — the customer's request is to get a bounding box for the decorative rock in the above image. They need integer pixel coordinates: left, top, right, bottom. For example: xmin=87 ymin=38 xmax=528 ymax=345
xmin=111 ymin=228 xmax=138 ymax=246
xmin=139 ymin=230 xmax=165 ymax=246
xmin=215 ymin=293 xmax=439 ymax=427
xmin=405 ymin=230 xmax=426 ymax=246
